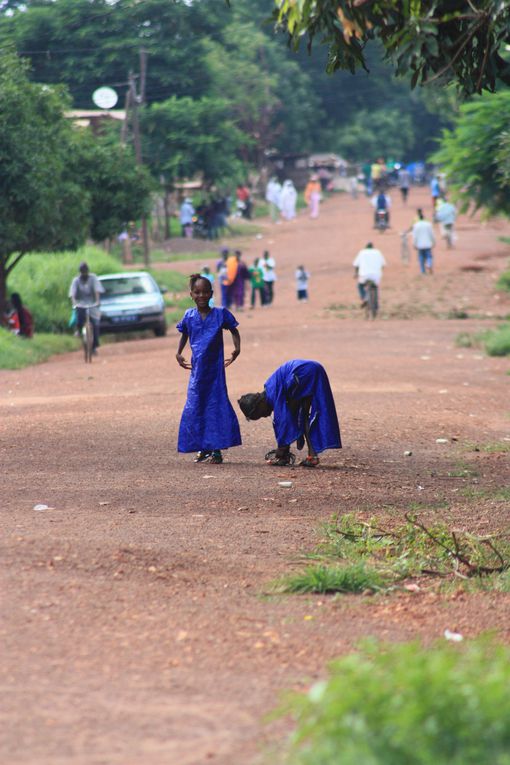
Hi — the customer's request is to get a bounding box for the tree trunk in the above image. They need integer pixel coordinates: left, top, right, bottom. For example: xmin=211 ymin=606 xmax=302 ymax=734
xmin=164 ymin=189 xmax=171 ymax=240
xmin=0 ymin=258 xmax=7 ymax=319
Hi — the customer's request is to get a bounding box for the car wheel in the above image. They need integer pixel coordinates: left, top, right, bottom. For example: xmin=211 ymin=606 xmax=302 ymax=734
xmin=154 ymin=321 xmax=167 ymax=337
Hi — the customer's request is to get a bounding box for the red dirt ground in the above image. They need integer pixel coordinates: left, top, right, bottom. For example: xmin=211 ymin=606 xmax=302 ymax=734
xmin=1 ymin=187 xmax=510 ymax=765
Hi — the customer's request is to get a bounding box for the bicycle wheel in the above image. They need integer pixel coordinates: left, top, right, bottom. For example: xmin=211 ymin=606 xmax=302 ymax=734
xmin=367 ymin=282 xmax=378 ymax=320
xmin=82 ymin=317 xmax=93 ymax=362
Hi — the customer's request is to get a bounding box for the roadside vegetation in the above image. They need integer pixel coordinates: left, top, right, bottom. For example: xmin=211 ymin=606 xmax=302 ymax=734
xmin=271 ymin=511 xmax=510 ymax=597
xmin=2 ymin=246 xmax=189 ymax=368
xmin=275 ymin=638 xmax=510 ymax=765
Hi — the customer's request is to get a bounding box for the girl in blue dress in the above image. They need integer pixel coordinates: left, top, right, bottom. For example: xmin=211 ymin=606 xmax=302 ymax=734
xmin=176 ymin=275 xmax=241 ymax=464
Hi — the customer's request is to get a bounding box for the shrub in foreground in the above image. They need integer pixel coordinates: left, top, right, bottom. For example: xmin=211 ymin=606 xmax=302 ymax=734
xmin=278 ymin=639 xmax=510 ymax=765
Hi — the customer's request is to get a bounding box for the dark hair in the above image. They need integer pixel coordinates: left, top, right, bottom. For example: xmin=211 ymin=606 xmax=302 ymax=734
xmin=189 ymin=273 xmax=212 ymax=291
xmin=366 ymin=242 xmax=373 ymax=249
xmin=417 ymin=208 xmax=424 ymax=219
xmin=238 ymin=392 xmax=264 ymax=420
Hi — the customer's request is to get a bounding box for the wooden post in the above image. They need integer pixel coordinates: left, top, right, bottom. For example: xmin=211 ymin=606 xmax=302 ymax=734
xmin=129 ymin=69 xmax=150 ymax=268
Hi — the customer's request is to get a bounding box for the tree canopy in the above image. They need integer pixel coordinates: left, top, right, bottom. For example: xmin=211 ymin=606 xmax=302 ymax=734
xmin=0 ymin=0 xmax=454 ymax=166
xmin=433 ymin=91 xmax=510 ymax=218
xmin=0 ymin=50 xmax=153 ymax=309
xmin=273 ymin=1 xmax=510 ymax=95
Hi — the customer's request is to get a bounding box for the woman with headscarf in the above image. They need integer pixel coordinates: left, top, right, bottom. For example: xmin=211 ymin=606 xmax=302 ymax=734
xmin=304 ymin=175 xmax=322 ymax=219
xmin=280 ymin=179 xmax=298 ymax=221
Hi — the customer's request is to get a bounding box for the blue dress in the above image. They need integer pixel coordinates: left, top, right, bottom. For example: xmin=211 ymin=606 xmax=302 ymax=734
xmin=177 ymin=307 xmax=242 ymax=452
xmin=264 ymin=360 xmax=342 ymax=454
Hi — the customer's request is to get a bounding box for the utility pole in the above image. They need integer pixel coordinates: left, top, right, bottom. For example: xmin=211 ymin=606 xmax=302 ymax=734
xmin=128 ymin=65 xmax=150 ymax=267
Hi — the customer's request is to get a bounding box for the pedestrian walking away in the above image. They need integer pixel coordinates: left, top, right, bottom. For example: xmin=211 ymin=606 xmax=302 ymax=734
xmin=397 ymin=167 xmax=411 ymax=204
xmin=412 ymin=209 xmax=436 ymax=275
xmin=176 ymin=275 xmax=241 ymax=464
xmin=265 ymin=177 xmax=282 ymax=224
xmin=238 ymin=359 xmax=341 ymax=468
xmin=304 ymin=175 xmax=322 ymax=219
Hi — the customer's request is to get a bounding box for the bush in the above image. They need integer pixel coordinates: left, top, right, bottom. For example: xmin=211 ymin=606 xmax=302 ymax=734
xmin=7 ymin=247 xmax=123 ymax=333
xmin=483 ymin=324 xmax=510 ymax=356
xmin=496 ymin=269 xmax=510 ymax=293
xmin=278 ymin=639 xmax=510 ymax=765
xmin=0 ymin=327 xmax=78 ymax=369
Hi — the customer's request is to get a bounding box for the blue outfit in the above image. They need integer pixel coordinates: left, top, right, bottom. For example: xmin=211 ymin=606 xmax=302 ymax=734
xmin=177 ymin=307 xmax=241 ymax=453
xmin=264 ymin=360 xmax=341 ymax=454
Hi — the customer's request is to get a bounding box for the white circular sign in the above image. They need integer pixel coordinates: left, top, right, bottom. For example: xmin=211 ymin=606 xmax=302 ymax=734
xmin=92 ymin=86 xmax=118 ymax=110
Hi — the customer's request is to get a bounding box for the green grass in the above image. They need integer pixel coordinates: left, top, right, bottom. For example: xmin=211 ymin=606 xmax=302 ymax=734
xmin=276 ymin=638 xmax=510 ymax=765
xmin=6 ymin=246 xmax=188 ymax=338
xmin=273 ymin=562 xmax=386 ymax=595
xmin=284 ymin=513 xmax=510 ymax=592
xmin=0 ymin=328 xmax=79 ymax=369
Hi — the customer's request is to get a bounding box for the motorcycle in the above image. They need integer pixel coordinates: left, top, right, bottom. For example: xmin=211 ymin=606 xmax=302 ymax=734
xmin=375 ymin=209 xmax=389 ymax=232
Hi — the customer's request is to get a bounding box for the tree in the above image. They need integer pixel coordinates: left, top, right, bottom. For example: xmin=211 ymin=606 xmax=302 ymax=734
xmin=272 ymin=1 xmax=510 ymax=95
xmin=141 ymin=96 xmax=245 ymax=235
xmin=0 ymin=0 xmax=221 ymax=107
xmin=433 ymin=91 xmax=510 ymax=218
xmin=0 ymin=52 xmax=89 ymax=314
xmin=71 ymin=126 xmax=154 ymax=243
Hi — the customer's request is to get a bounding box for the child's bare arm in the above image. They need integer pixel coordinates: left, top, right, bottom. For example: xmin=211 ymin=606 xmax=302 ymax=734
xmin=176 ymin=331 xmax=192 ymax=369
xmin=224 ymin=327 xmax=240 ymax=367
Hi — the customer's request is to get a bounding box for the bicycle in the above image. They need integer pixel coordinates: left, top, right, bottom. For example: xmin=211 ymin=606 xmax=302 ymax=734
xmin=400 ymin=230 xmax=410 ymax=264
xmin=362 ymin=280 xmax=379 ymax=320
xmin=74 ymin=303 xmax=98 ymax=363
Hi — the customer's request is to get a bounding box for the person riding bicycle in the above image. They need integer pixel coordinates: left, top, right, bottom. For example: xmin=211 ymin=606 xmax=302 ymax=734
xmin=353 ymin=242 xmax=386 ymax=314
xmin=69 ymin=261 xmax=104 ymax=354
xmin=434 ymin=196 xmax=457 ymax=248
xmin=372 ymin=190 xmax=391 ymax=227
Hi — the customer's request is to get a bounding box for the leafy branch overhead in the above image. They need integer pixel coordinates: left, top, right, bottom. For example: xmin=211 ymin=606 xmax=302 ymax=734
xmin=273 ymin=1 xmax=510 ymax=94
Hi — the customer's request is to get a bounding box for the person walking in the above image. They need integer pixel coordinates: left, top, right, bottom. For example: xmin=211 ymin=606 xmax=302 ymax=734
xmin=280 ymin=179 xmax=298 ymax=220
xmin=238 ymin=359 xmax=341 ymax=468
xmin=179 ymin=197 xmax=195 ymax=238
xmin=249 ymin=258 xmax=266 ymax=309
xmin=265 ymin=177 xmax=282 ymax=224
xmin=260 ymin=250 xmax=277 ymax=305
xmin=231 ymin=250 xmax=250 ymax=311
xmin=295 ymin=266 xmax=310 ymax=302
xmin=397 ymin=167 xmax=411 ymax=204
xmin=176 ymin=274 xmax=241 ymax=464
xmin=304 ymin=175 xmax=321 ymax=219
xmin=435 ymin=196 xmax=457 ymax=248
xmin=412 ymin=209 xmax=436 ymax=274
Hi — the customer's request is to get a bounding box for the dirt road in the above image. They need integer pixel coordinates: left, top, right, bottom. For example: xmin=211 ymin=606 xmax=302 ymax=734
xmin=2 ymin=188 xmax=510 ymax=764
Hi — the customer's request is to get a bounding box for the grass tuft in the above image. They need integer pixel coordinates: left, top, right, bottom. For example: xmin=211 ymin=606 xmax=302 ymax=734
xmin=273 ymin=562 xmax=386 ymax=595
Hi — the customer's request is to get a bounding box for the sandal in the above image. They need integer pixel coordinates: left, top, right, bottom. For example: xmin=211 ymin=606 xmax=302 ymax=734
xmin=194 ymin=451 xmax=212 ymax=463
xmin=265 ymin=449 xmax=296 ymax=467
xmin=194 ymin=451 xmax=223 ymax=464
xmin=299 ymin=456 xmax=320 ymax=468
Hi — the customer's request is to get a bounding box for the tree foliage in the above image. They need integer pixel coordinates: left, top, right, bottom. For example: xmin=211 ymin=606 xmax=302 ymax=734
xmin=273 ymin=1 xmax=510 ymax=95
xmin=0 ymin=50 xmax=154 ymax=310
xmin=433 ymin=91 xmax=510 ymax=218
xmin=0 ymin=51 xmax=88 ymax=310
xmin=141 ymin=96 xmax=245 ymax=188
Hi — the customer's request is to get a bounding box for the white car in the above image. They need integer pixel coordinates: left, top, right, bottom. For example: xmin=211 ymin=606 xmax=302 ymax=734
xmin=99 ymin=271 xmax=167 ymax=337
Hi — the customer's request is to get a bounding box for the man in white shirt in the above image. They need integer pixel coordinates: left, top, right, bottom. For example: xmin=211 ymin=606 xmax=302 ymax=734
xmin=353 ymin=242 xmax=386 ymax=314
xmin=412 ymin=208 xmax=436 ymax=274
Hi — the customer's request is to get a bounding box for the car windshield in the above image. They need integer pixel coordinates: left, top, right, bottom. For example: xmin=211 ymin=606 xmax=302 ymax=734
xmin=101 ymin=275 xmax=155 ymax=297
